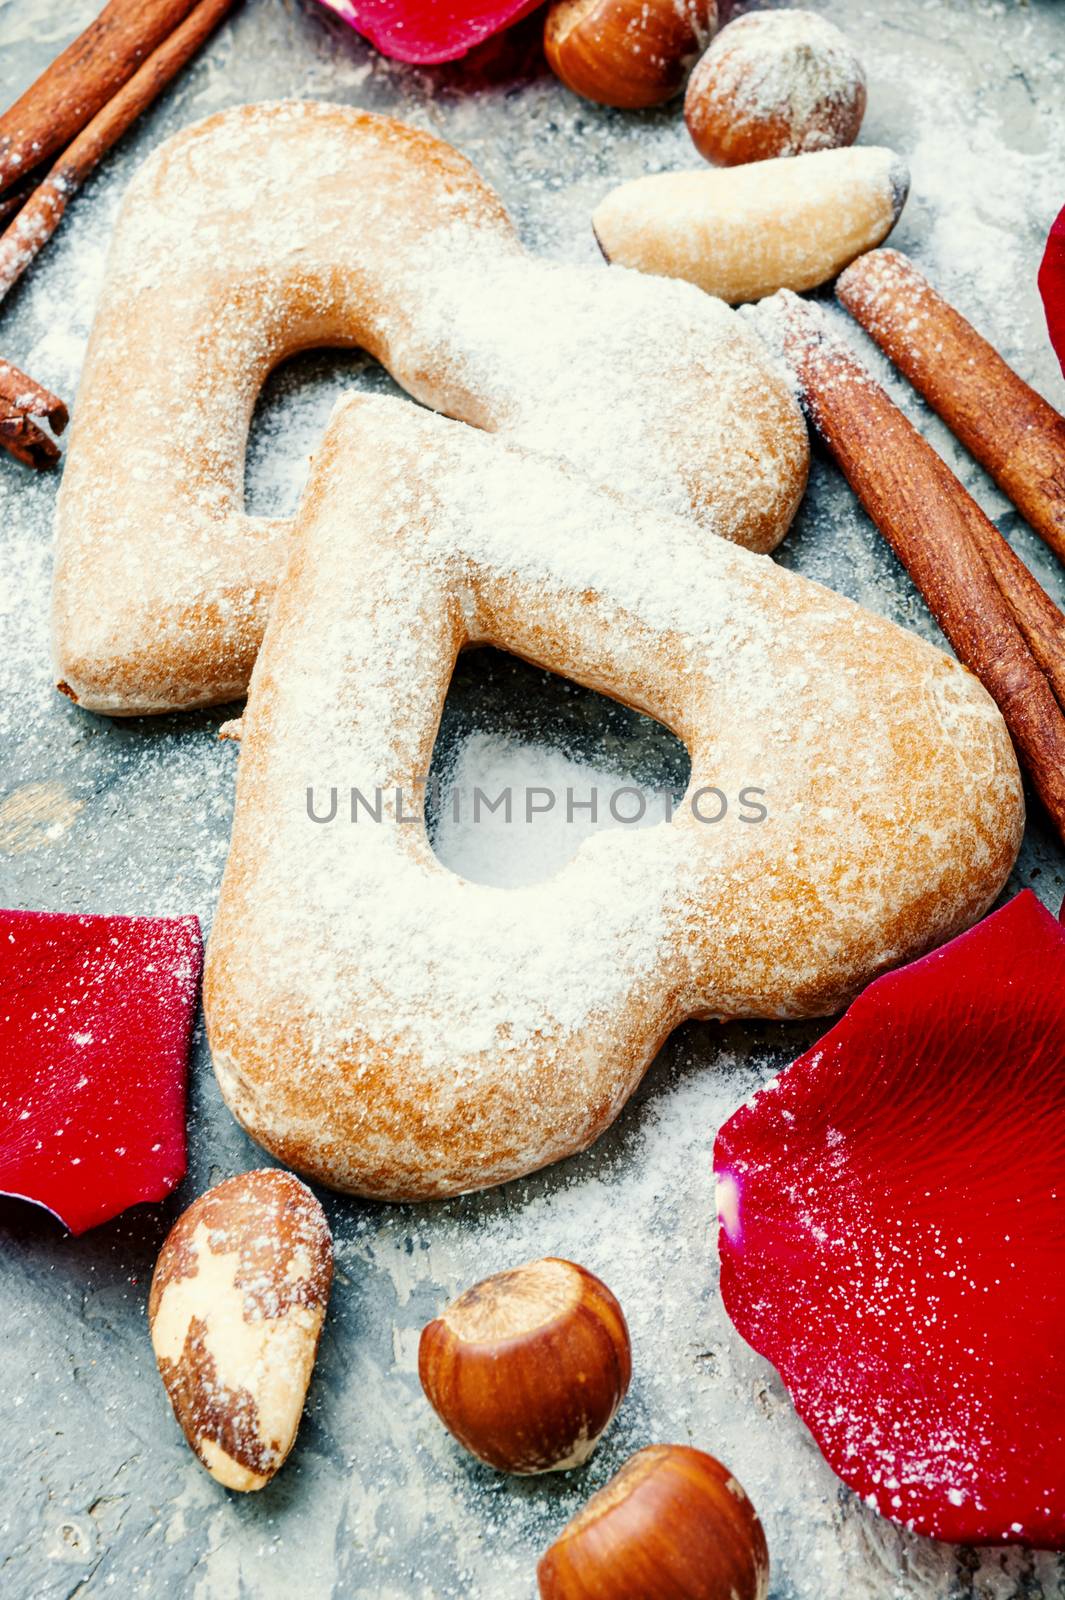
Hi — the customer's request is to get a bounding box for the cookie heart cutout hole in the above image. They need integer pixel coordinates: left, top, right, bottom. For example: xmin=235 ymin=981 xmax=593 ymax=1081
xmin=244 ymin=347 xmax=407 ymax=521
xmin=427 ymin=646 xmax=691 ymax=887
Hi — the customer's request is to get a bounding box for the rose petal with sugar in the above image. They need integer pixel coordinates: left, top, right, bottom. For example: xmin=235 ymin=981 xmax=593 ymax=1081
xmin=314 ymin=0 xmax=546 ymax=64
xmin=0 ymin=909 xmax=202 ymax=1234
xmin=715 ymin=891 xmax=1065 ymax=1547
xmin=1038 ymin=199 xmax=1065 ymax=377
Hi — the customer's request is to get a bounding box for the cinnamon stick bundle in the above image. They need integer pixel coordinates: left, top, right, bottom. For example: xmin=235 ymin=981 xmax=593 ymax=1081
xmin=0 ymin=0 xmax=206 ymax=197
xmin=757 ymin=290 xmax=1065 ymax=844
xmin=837 ymin=248 xmax=1065 ymax=566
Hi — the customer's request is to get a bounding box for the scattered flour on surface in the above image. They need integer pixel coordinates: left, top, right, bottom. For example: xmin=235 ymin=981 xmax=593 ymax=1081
xmin=1 ymin=0 xmax=1064 ymax=1597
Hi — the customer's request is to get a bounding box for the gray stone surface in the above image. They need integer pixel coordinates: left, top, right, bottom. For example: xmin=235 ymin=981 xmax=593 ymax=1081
xmin=1 ymin=0 xmax=1064 ymax=1595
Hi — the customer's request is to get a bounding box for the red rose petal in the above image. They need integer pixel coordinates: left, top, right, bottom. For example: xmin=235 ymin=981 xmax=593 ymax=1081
xmin=0 ymin=910 xmax=202 ymax=1235
xmin=714 ymin=892 xmax=1065 ymax=1547
xmin=315 ymin=0 xmax=546 ymax=63
xmin=1039 ymin=200 xmax=1065 ymax=378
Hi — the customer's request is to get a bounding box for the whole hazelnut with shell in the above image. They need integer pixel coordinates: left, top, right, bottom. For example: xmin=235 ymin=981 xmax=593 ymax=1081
xmin=537 ymin=1444 xmax=770 ymax=1600
xmin=685 ymin=9 xmax=866 ymax=166
xmin=545 ymin=0 xmax=718 ymax=110
xmin=418 ymin=1257 xmax=631 ymax=1474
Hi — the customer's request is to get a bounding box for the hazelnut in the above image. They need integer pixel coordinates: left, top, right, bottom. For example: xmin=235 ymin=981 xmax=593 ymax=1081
xmin=544 ymin=0 xmax=718 ymax=111
xmin=418 ymin=1257 xmax=631 ymax=1473
xmin=538 ymin=1444 xmax=769 ymax=1599
xmin=685 ymin=10 xmax=866 ymax=167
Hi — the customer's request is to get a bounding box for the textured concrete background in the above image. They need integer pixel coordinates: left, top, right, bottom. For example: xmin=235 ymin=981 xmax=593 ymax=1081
xmin=1 ymin=0 xmax=1064 ymax=1595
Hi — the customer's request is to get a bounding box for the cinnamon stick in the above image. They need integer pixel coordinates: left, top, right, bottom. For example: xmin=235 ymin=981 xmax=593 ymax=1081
xmin=837 ymin=248 xmax=1065 ymax=566
xmin=0 ymin=171 xmax=38 ymax=229
xmin=0 ymin=361 xmax=68 ymax=433
xmin=958 ymin=496 xmax=1065 ymax=713
xmin=758 ymin=290 xmax=1065 ymax=843
xmin=766 ymin=278 xmax=1065 ymax=713
xmin=0 ymin=360 xmax=67 ymax=469
xmin=0 ymin=0 xmax=236 ymax=304
xmin=0 ymin=0 xmax=206 ymax=198
xmin=0 ymin=401 xmax=60 ymax=468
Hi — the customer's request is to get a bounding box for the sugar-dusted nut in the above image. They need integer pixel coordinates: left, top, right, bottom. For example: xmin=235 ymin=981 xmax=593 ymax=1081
xmin=537 ymin=1444 xmax=769 ymax=1599
xmin=148 ymin=1168 xmax=332 ymax=1491
xmin=593 ymin=146 xmax=908 ymax=305
xmin=544 ymin=0 xmax=717 ymax=110
xmin=419 ymin=1258 xmax=631 ymax=1473
xmin=685 ymin=9 xmax=866 ymax=167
